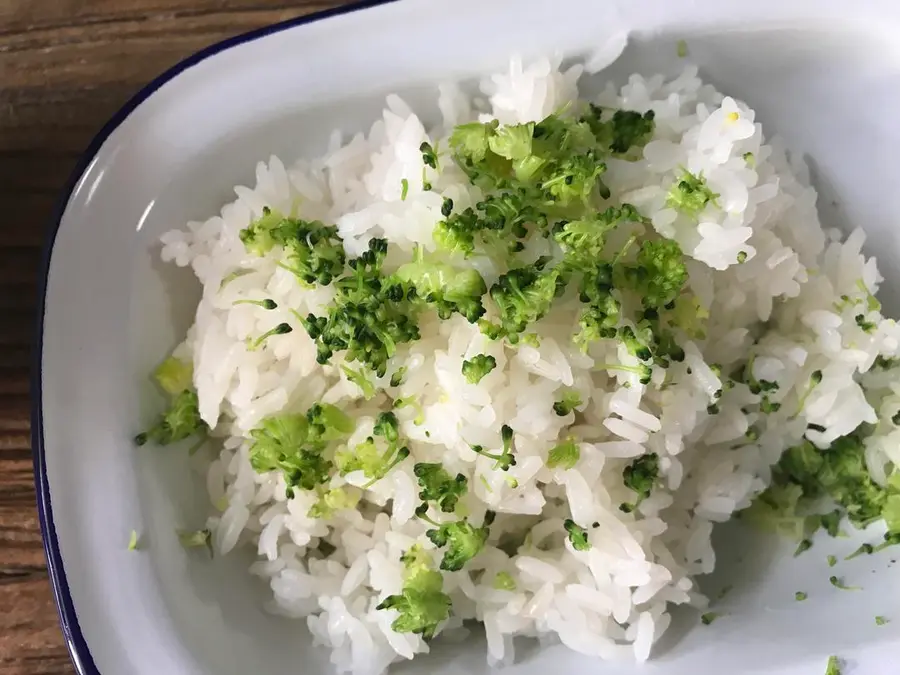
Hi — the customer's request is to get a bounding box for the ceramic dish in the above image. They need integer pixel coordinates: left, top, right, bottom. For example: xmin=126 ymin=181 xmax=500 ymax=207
xmin=34 ymin=0 xmax=900 ymax=673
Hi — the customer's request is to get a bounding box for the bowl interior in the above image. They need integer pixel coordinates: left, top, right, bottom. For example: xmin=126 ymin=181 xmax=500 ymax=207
xmin=41 ymin=2 xmax=900 ymax=674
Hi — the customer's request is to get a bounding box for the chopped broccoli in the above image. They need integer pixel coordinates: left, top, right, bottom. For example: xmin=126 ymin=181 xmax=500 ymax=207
xmin=564 ymin=519 xmax=591 ymax=551
xmin=178 ymin=529 xmax=213 ymax=555
xmin=390 ymin=366 xmax=408 ymax=388
xmin=335 ymin=412 xmax=409 ymax=487
xmin=393 ymin=396 xmax=425 ymax=426
xmin=796 ymin=370 xmax=823 ymax=413
xmin=700 ymin=612 xmax=720 ymax=626
xmin=300 ymin=238 xmax=420 ymax=377
xmin=553 ymin=390 xmax=583 ymax=417
xmin=619 ymin=325 xmax=652 ymax=361
xmin=342 ymin=365 xmax=377 ymax=400
xmin=425 ymin=511 xmax=495 ymax=571
xmin=400 ymin=178 xmax=409 ymax=201
xmin=825 ymin=656 xmax=842 ymax=675
xmin=239 ymin=210 xmax=346 ymax=286
xmin=829 ymin=576 xmax=861 ymax=591
xmin=666 ymin=170 xmax=719 ymax=216
xmin=128 ymin=530 xmax=139 ymax=551
xmin=461 ymin=354 xmax=497 ymax=384
xmin=855 ymin=313 xmax=877 ymax=333
xmin=249 ymin=404 xmax=353 ymax=491
xmin=845 ymin=543 xmax=874 ymax=560
xmin=376 ymin=545 xmax=451 ymax=639
xmin=471 ymin=425 xmax=516 ymax=471
xmin=489 ymin=259 xmax=566 ymax=343
xmin=493 ymin=571 xmax=517 ymax=591
xmin=677 ymin=39 xmax=689 ymax=58
xmin=233 ymin=298 xmax=278 ymax=310
xmin=396 ymin=249 xmax=487 ymax=323
xmin=827 ymin=555 xmax=838 ymax=567
xmin=554 ymin=205 xmax=644 ymax=269
xmin=876 ymin=616 xmax=889 ymax=626
xmin=621 ymin=239 xmax=689 ymax=310
xmin=547 ymin=439 xmax=580 ymax=470
xmin=622 ymin=453 xmax=660 ymax=510
xmin=414 ymin=463 xmax=468 ymax=513
xmin=795 ymin=591 xmax=808 ymax=601
xmin=308 ymin=487 xmax=361 ymax=519
xmin=153 ymin=356 xmax=193 ymax=395
xmin=582 ymin=106 xmax=657 ymax=157
xmin=249 ymin=322 xmax=293 ymax=350
xmin=135 ymin=389 xmax=207 ymax=446
xmin=794 ymin=539 xmax=813 ymax=556
xmin=598 ymin=362 xmax=654 ymax=385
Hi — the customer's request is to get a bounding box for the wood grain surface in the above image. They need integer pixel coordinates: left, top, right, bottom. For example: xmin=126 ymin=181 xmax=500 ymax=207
xmin=0 ymin=1 xmax=352 ymax=672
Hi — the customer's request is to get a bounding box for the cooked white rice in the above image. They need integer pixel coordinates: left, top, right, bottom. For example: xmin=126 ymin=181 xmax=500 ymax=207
xmin=158 ymin=54 xmax=900 ymax=674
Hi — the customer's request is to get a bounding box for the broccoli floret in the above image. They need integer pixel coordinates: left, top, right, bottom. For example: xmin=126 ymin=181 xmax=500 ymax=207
xmin=135 ymin=390 xmax=207 ymax=446
xmin=829 ymin=576 xmax=861 ymax=591
xmin=666 ymin=170 xmax=719 ymax=216
xmin=552 ymin=390 xmax=582 ymax=417
xmin=308 ymin=487 xmax=361 ymax=519
xmin=424 ymin=511 xmax=495 ymax=571
xmin=618 ymin=239 xmax=688 ymax=310
xmin=335 ymin=412 xmax=409 ymax=487
xmin=177 ymin=529 xmax=213 ymax=555
xmin=700 ymin=612 xmax=720 ymax=626
xmin=490 ymin=258 xmax=566 ymax=343
xmin=622 ymin=452 xmax=660 ymax=510
xmin=396 ymin=250 xmax=487 ymax=323
xmin=471 ymin=425 xmax=516 ymax=471
xmin=248 ymin=404 xmax=353 ymax=491
xmin=342 ymin=365 xmax=377 ymax=400
xmin=248 ymin=322 xmax=293 ymax=351
xmin=619 ymin=325 xmax=653 ymax=361
xmin=376 ymin=545 xmax=451 ymax=639
xmin=539 ymin=150 xmax=608 ymax=206
xmin=233 ymin=298 xmax=278 ymax=310
xmin=300 ymin=238 xmax=421 ymax=377
xmin=240 ymin=210 xmax=346 ymax=286
xmin=461 ymin=354 xmax=497 ymax=384
xmin=547 ymin=439 xmax=580 ymax=469
xmin=564 ymin=519 xmax=591 ymax=551
xmin=153 ymin=356 xmax=193 ymax=395
xmin=554 ymin=205 xmax=645 ymax=268
xmin=414 ymin=463 xmax=468 ymax=513
xmin=583 ymin=106 xmax=657 ymax=156
xmin=598 ymin=362 xmax=653 ymax=385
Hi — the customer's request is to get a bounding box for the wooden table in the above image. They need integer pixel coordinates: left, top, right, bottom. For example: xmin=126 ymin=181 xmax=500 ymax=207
xmin=0 ymin=2 xmax=352 ymax=671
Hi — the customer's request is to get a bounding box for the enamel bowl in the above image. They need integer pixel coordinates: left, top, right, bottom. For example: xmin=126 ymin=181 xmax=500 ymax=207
xmin=34 ymin=0 xmax=900 ymax=673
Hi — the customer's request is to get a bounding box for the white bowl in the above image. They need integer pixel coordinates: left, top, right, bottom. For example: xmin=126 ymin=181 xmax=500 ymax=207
xmin=34 ymin=1 xmax=900 ymax=673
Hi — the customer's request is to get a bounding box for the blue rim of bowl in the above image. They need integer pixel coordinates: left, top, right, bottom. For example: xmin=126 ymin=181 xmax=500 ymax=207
xmin=30 ymin=1 xmax=397 ymax=671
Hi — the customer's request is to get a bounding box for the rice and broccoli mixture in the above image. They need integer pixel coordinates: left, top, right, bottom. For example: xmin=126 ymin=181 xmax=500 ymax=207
xmin=139 ymin=56 xmax=900 ymax=673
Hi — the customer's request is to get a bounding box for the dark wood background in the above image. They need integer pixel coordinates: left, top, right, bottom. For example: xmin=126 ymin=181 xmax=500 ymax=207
xmin=0 ymin=1 xmax=352 ymax=672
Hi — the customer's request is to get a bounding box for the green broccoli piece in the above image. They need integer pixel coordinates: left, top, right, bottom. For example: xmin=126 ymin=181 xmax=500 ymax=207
xmin=233 ymin=298 xmax=278 ymax=310
xmin=396 ymin=250 xmax=487 ymax=323
xmin=127 ymin=530 xmax=140 ymax=551
xmin=827 ymin=555 xmax=838 ymax=567
xmin=178 ymin=529 xmax=213 ymax=556
xmin=461 ymin=354 xmax=497 ymax=384
xmin=539 ymin=150 xmax=608 ymax=206
xmin=795 ymin=591 xmax=808 ymax=601
xmin=248 ymin=404 xmax=352 ymax=491
xmin=622 ymin=452 xmax=660 ymax=510
xmin=701 ymin=612 xmax=720 ymax=626
xmin=248 ymin=322 xmax=293 ymax=351
xmin=583 ymin=106 xmax=657 ymax=156
xmin=553 ymin=205 xmax=645 ymax=268
xmin=564 ymin=519 xmax=591 ymax=551
xmin=135 ymin=390 xmax=207 ymax=446
xmin=552 ymin=390 xmax=582 ymax=417
xmin=240 ymin=209 xmax=346 ymax=286
xmin=489 ymin=258 xmax=566 ymax=343
xmin=876 ymin=616 xmax=889 ymax=626
xmin=424 ymin=511 xmax=495 ymax=571
xmin=300 ymin=238 xmax=421 ymax=376
xmin=666 ymin=170 xmax=719 ymax=216
xmin=153 ymin=356 xmax=193 ymax=395
xmin=619 ymin=325 xmax=653 ymax=361
xmin=829 ymin=576 xmax=861 ymax=591
xmin=376 ymin=545 xmax=451 ymax=639
xmin=414 ymin=463 xmax=468 ymax=513
xmin=389 ymin=366 xmax=408 ymax=388
xmin=619 ymin=239 xmax=688 ymax=309
xmin=335 ymin=412 xmax=409 ymax=487
xmin=308 ymin=487 xmax=361 ymax=519
xmin=493 ymin=571 xmax=517 ymax=591
xmin=342 ymin=365 xmax=377 ymax=400
xmin=471 ymin=425 xmax=516 ymax=471
xmin=825 ymin=656 xmax=842 ymax=675
xmin=855 ymin=314 xmax=877 ymax=334
xmin=547 ymin=439 xmax=580 ymax=470
xmin=598 ymin=362 xmax=654 ymax=385
xmin=420 ymin=141 xmax=440 ymax=170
